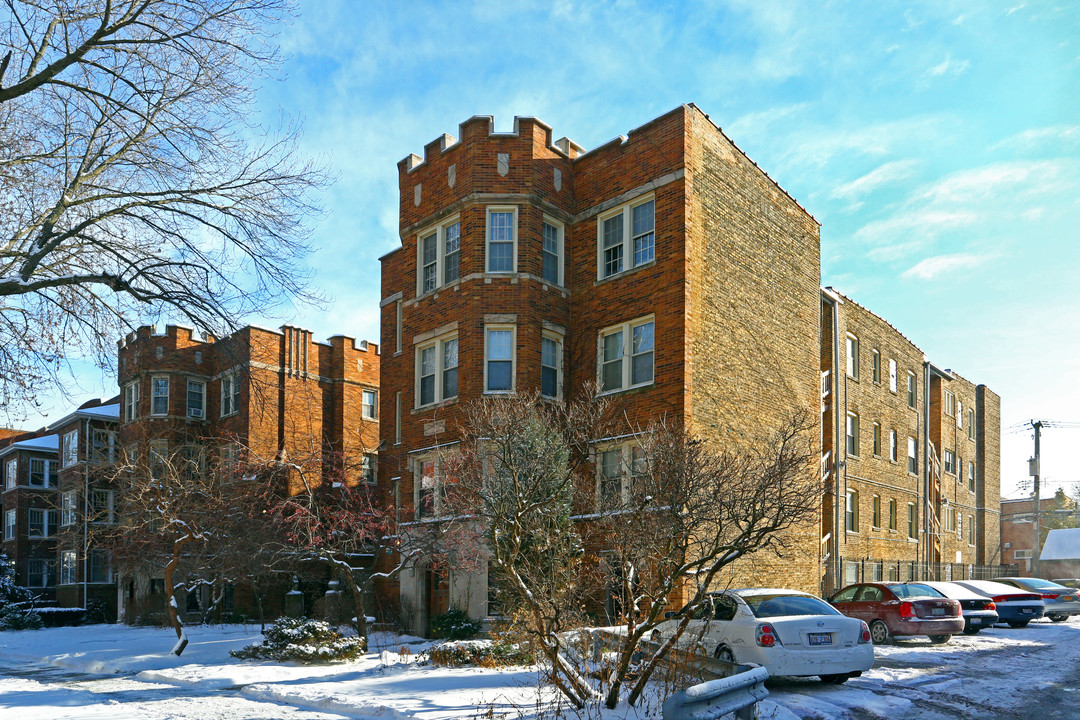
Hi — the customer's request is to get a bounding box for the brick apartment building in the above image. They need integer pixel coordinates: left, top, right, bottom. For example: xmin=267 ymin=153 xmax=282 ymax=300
xmin=113 ymin=323 xmax=380 ymax=623
xmin=1 ymin=432 xmax=60 ymax=601
xmin=1000 ymin=493 xmax=1079 ymax=576
xmin=378 ymin=104 xmax=825 ymax=634
xmin=821 ymin=291 xmax=1001 ymax=589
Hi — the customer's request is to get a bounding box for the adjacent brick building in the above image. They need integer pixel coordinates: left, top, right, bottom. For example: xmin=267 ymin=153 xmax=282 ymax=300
xmin=1001 ymin=494 xmax=1079 ymax=576
xmin=114 ymin=323 xmax=380 ymax=623
xmin=820 ymin=290 xmax=1002 ymax=590
xmin=378 ymin=105 xmax=824 ymax=634
xmin=1 ymin=433 xmax=60 ymax=601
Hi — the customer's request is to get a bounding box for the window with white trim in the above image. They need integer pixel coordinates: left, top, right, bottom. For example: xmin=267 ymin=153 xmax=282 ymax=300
xmin=845 ymin=489 xmax=859 ymax=532
xmin=599 ymin=317 xmax=654 ymax=393
xmin=90 ymin=489 xmax=115 ymax=524
xmin=968 ymin=409 xmax=976 ymax=440
xmin=416 ymin=333 xmax=458 ymax=407
xmin=944 ymin=390 xmax=955 ymax=417
xmin=890 ymin=430 xmax=898 ymax=462
xmin=149 ymin=439 xmax=168 ymax=478
xmin=956 ymin=400 xmax=963 ymax=429
xmin=362 ymin=389 xmax=378 ymax=420
xmin=845 ymin=335 xmax=859 ymax=379
xmin=598 ymin=196 xmax=655 ymax=279
xmin=30 ymin=458 xmax=54 ymax=487
xmin=88 ymin=549 xmax=112 ymax=584
xmin=943 ymin=449 xmax=956 ymax=475
xmin=968 ymin=461 xmax=976 ymax=492
xmin=486 ymin=207 xmax=517 ymax=273
xmin=542 ymin=218 xmax=563 ymax=285
xmin=61 ymin=491 xmax=76 ymax=526
xmin=415 ymin=452 xmax=457 ymax=520
xmin=28 ymin=508 xmax=56 ymax=538
xmin=908 ymin=503 xmax=917 ymax=538
xmin=485 ymin=326 xmax=515 ymax=393
xmin=91 ymin=430 xmax=117 ymax=464
xmin=124 ymin=381 xmax=139 ymax=421
xmin=362 ymin=453 xmax=377 ymax=484
xmin=596 ymin=442 xmax=648 ymax=506
xmin=26 ymin=559 xmax=52 ymax=588
xmin=60 ymin=550 xmax=77 ymax=585
xmin=889 ymin=358 xmax=897 ymax=392
xmin=4 ymin=509 xmax=14 ymax=540
xmin=5 ymin=458 xmax=16 ymax=489
xmin=187 ymin=379 xmax=206 ymax=419
xmin=907 ymin=437 xmax=918 ymax=474
xmin=944 ymin=506 xmax=955 ymax=532
xmin=151 ymin=376 xmax=169 ymax=416
xmin=872 ymin=423 xmax=881 ymax=456
xmin=871 ymin=349 xmax=881 ymax=383
xmin=907 ymin=372 xmax=917 ymax=409
xmin=220 ymin=373 xmax=239 ymax=417
xmin=845 ymin=413 xmax=859 ymax=456
xmin=541 ymin=333 xmax=562 ymax=399
xmin=968 ymin=515 xmax=975 ymax=545
xmin=418 ymin=216 xmax=462 ymax=294
xmin=889 ymin=498 xmax=897 ymax=530
xmin=872 ymin=495 xmax=881 ymax=528
xmin=62 ymin=429 xmax=78 ymax=468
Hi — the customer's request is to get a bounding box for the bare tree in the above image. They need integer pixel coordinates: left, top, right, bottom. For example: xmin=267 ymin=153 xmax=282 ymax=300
xmin=0 ymin=1 xmax=329 ymax=413
xmin=447 ymin=391 xmax=610 ymax=709
xmin=594 ymin=412 xmax=818 ymax=708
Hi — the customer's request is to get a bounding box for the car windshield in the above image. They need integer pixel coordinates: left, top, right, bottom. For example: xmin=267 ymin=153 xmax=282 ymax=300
xmin=742 ymin=593 xmax=840 ymax=618
xmin=889 ymin=583 xmax=944 ymax=598
xmin=1018 ymin=578 xmax=1068 ymax=590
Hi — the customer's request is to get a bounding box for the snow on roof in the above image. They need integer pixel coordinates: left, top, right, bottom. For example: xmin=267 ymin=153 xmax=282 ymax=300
xmin=81 ymin=403 xmax=120 ymax=419
xmin=0 ymin=434 xmax=59 ymax=458
xmin=1042 ymin=528 xmax=1080 ymax=561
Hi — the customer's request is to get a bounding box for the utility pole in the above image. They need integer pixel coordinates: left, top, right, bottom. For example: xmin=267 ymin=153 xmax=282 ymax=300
xmin=1031 ymin=421 xmax=1042 ymax=578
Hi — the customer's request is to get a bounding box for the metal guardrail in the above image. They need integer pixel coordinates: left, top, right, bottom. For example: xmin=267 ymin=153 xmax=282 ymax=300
xmin=662 ymin=665 xmax=770 ymax=720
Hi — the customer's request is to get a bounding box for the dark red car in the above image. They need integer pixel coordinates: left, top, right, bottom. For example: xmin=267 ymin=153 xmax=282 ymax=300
xmin=828 ymin=582 xmax=964 ymax=644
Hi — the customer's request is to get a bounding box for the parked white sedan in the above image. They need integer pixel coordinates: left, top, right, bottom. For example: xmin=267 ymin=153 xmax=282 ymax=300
xmin=652 ymin=588 xmax=875 ymax=683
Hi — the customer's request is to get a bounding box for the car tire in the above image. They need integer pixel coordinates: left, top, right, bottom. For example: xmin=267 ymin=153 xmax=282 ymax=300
xmin=869 ymin=619 xmax=890 ymax=645
xmin=928 ymin=635 xmax=950 ymax=644
xmin=713 ymin=645 xmax=736 ymax=664
xmin=962 ymin=627 xmax=981 ymax=635
xmin=1048 ymin=614 xmax=1068 ymax=623
xmin=1007 ymin=620 xmax=1030 ymax=628
xmin=819 ymin=674 xmax=849 ymax=684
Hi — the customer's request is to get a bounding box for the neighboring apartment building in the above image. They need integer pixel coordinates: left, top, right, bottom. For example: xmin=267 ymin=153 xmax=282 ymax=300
xmin=1 ymin=433 xmax=60 ymax=601
xmin=821 ymin=290 xmax=1002 ymax=590
xmin=1000 ymin=494 xmax=1079 ymax=576
xmin=114 ymin=323 xmax=380 ymax=623
xmin=378 ymin=105 xmax=824 ymax=634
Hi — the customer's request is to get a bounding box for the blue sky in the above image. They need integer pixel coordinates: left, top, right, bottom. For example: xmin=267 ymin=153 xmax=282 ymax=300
xmin=44 ymin=0 xmax=1080 ymax=498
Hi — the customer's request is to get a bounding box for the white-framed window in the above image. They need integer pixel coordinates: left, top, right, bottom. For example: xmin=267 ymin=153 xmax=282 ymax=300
xmin=890 ymin=430 xmax=898 ymax=462
xmin=32 ymin=459 xmax=55 ymax=487
xmin=872 ymin=495 xmax=881 ymax=528
xmin=5 ymin=458 xmax=16 ymax=489
xmin=91 ymin=430 xmax=117 ymax=464
xmin=90 ymin=489 xmax=115 ymax=524
xmin=60 ymin=550 xmax=78 ymax=585
xmin=486 ymin=206 xmax=517 ymax=273
xmin=61 ymin=491 xmax=76 ymax=526
xmin=968 ymin=461 xmax=976 ymax=492
xmin=418 ymin=216 xmax=462 ymax=294
xmin=943 ymin=449 xmax=956 ymax=474
xmin=394 ymin=391 xmax=402 ymax=445
xmin=415 ymin=452 xmax=457 ymax=520
xmin=484 ymin=326 xmax=516 ymax=394
xmin=908 ymin=437 xmax=918 ymax=475
xmin=907 ymin=372 xmax=917 ymax=409
xmin=956 ymin=400 xmax=963 ymax=429
xmin=968 ymin=515 xmax=975 ymax=545
xmin=220 ymin=373 xmax=239 ymax=417
xmin=908 ymin=503 xmax=917 ymax=539
xmin=845 ymin=489 xmax=859 ymax=532
xmin=598 ymin=196 xmax=655 ymax=279
xmin=28 ymin=508 xmax=56 ymax=538
xmin=26 ymin=559 xmax=53 ymax=588
xmin=845 ymin=335 xmax=859 ymax=379
xmin=395 ymin=299 xmax=403 ymax=354
xmin=416 ymin=333 xmax=458 ymax=407
xmin=88 ymin=549 xmax=112 ymax=584
xmin=62 ymin=429 xmax=79 ymax=468
xmin=541 ymin=333 xmax=562 ymax=399
xmin=871 ymin=349 xmax=881 ymax=383
xmin=542 ymin=217 xmax=564 ymax=285
xmin=945 ymin=506 xmax=957 ymax=533
xmin=872 ymin=423 xmax=881 ymax=456
xmin=4 ymin=509 xmax=14 ymax=540
xmin=596 ymin=442 xmax=648 ymax=506
xmin=845 ymin=413 xmax=859 ymax=456
xmin=599 ymin=316 xmax=655 ymax=394
xmin=151 ymin=376 xmax=169 ymax=416
xmin=362 ymin=453 xmax=377 ymax=485
xmin=187 ymin=379 xmax=206 ymax=419
xmin=968 ymin=409 xmax=976 ymax=440
xmin=362 ymin=389 xmax=378 ymax=420
xmin=889 ymin=498 xmax=897 ymax=531
xmin=124 ymin=380 xmax=139 ymax=421
xmin=944 ymin=389 xmax=955 ymax=417
xmin=889 ymin=358 xmax=897 ymax=392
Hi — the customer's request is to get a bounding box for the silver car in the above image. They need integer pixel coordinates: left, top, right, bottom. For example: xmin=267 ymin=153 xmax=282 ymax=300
xmin=995 ymin=577 xmax=1080 ymax=622
xmin=923 ymin=581 xmax=999 ymax=634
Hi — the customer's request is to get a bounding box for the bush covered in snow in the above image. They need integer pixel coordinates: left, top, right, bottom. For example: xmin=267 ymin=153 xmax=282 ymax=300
xmin=429 ymin=608 xmax=481 ymax=640
xmin=428 ymin=640 xmax=536 ymax=668
xmin=230 ymin=617 xmax=366 ymax=663
xmin=0 ymin=554 xmax=42 ymax=631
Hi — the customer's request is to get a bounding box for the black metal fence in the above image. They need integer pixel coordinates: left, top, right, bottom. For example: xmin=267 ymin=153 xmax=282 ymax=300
xmin=824 ymin=558 xmax=1019 ymax=594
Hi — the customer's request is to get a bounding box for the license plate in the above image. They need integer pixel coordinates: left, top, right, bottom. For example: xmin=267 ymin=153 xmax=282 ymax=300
xmin=931 ymin=608 xmax=945 ymax=616
xmin=1021 ymin=608 xmax=1034 ymax=614
xmin=970 ymin=618 xmax=982 ymax=625
xmin=808 ymin=633 xmax=832 ymax=646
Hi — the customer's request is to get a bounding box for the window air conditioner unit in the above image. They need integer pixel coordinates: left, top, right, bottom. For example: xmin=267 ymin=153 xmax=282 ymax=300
xmin=189 ymin=408 xmax=204 ymax=419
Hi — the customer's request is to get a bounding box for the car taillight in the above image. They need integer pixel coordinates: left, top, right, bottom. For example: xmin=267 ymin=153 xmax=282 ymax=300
xmin=859 ymin=621 xmax=871 ymax=644
xmin=985 ymin=602 xmax=996 ymax=610
xmin=992 ymin=596 xmax=1008 ymax=603
xmin=1041 ymin=593 xmax=1060 ymax=600
xmin=900 ymin=601 xmax=916 ymax=619
xmin=756 ymin=623 xmax=780 ymax=647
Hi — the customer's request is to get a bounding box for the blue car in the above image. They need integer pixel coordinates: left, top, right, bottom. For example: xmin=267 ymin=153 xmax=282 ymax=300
xmin=952 ymin=580 xmax=1044 ymax=628
xmin=995 ymin=577 xmax=1080 ymax=622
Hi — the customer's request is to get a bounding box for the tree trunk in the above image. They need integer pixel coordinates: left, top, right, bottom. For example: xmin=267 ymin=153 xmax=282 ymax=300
xmin=335 ymin=562 xmax=368 ymax=638
xmin=163 ymin=540 xmax=189 ymax=656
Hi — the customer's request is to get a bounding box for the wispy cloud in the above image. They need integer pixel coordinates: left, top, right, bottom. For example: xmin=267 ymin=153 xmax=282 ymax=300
xmin=923 ymin=55 xmax=970 ymax=86
xmin=992 ymin=125 xmax=1080 ymax=151
xmin=902 ymin=252 xmax=991 ymax=280
xmin=831 ymin=160 xmax=920 ymax=205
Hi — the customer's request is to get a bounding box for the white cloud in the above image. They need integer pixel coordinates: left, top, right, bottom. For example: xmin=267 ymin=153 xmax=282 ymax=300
xmin=782 ymin=115 xmax=950 ymax=171
xmin=902 ymin=252 xmax=990 ymax=280
xmin=1006 ymin=4 xmax=1026 ymax=16
xmin=926 ymin=55 xmax=970 ymax=79
xmin=992 ymin=125 xmax=1080 ymax=151
xmin=831 ymin=160 xmax=919 ymax=203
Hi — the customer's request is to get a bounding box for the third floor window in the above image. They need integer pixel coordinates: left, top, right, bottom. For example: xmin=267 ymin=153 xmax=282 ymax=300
xmin=151 ymin=376 xmax=169 ymax=416
xmin=598 ymin=196 xmax=655 ymax=279
xmin=599 ymin=317 xmax=654 ymax=394
xmin=418 ymin=217 xmax=461 ymax=295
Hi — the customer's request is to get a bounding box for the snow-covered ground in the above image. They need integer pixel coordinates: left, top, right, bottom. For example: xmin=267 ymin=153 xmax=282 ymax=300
xmin=1 ymin=619 xmax=1078 ymax=719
